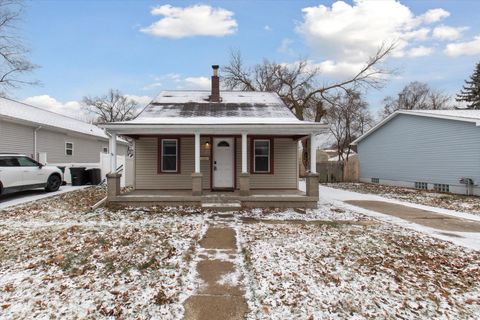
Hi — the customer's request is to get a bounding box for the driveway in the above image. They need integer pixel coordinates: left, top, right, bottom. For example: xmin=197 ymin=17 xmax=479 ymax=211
xmin=318 ymin=184 xmax=480 ymax=251
xmin=346 ymin=200 xmax=480 ymax=232
xmin=0 ymin=186 xmax=86 ymax=210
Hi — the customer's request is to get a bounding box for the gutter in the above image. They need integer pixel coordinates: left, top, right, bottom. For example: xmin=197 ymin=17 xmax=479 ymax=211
xmin=33 ymin=126 xmax=42 ymax=160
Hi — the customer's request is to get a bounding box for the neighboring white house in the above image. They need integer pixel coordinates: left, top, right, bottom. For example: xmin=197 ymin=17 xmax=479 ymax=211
xmin=351 ymin=110 xmax=480 ymax=196
xmin=0 ymin=97 xmax=129 ymax=184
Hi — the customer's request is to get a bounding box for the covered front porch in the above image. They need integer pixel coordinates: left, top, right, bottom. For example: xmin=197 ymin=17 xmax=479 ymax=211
xmin=102 ymin=120 xmax=324 ymax=209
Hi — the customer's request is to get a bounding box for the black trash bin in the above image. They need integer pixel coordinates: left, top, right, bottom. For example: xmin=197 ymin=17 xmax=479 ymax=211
xmin=70 ymin=167 xmax=86 ymax=186
xmin=86 ymin=168 xmax=102 ymax=185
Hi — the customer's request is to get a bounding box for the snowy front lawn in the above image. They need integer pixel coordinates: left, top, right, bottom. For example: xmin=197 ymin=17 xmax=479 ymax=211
xmin=239 ymin=210 xmax=480 ymax=319
xmin=0 ymin=187 xmax=205 ymax=319
xmin=327 ymin=182 xmax=480 ymax=216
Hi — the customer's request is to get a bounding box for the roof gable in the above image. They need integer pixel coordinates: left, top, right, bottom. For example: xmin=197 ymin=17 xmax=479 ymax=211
xmin=0 ymin=97 xmax=108 ymax=139
xmin=352 ymin=110 xmax=480 ymax=145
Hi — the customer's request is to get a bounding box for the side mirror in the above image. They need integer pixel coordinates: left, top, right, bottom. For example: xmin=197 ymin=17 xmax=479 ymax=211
xmin=38 ymin=163 xmax=43 ymax=169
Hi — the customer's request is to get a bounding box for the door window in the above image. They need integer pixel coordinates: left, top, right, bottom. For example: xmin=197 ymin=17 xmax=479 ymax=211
xmin=217 ymin=141 xmax=230 ymax=147
xmin=17 ymin=156 xmax=39 ymax=167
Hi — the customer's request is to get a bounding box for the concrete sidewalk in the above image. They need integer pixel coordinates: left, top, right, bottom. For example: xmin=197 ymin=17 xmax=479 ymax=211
xmin=184 ymin=224 xmax=248 ymax=320
xmin=347 ymin=200 xmax=480 ymax=232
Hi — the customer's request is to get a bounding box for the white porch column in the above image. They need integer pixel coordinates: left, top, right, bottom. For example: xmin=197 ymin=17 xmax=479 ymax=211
xmin=310 ymin=133 xmax=317 ymax=173
xmin=110 ymin=132 xmax=117 ymax=173
xmin=242 ymin=132 xmax=248 ymax=173
xmin=194 ymin=132 xmax=200 ymax=173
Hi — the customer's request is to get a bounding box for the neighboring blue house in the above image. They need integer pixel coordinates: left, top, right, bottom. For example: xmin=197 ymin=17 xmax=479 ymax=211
xmin=351 ymin=110 xmax=480 ymax=196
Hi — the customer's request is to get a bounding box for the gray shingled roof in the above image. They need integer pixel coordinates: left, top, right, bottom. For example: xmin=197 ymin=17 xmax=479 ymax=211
xmin=130 ymin=90 xmax=301 ymax=124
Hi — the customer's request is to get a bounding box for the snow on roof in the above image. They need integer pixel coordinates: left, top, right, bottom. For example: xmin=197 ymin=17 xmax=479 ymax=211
xmin=125 ymin=90 xmax=305 ymax=125
xmin=152 ymin=90 xmax=284 ymax=104
xmin=352 ymin=109 xmax=480 ymax=145
xmin=404 ymin=109 xmax=480 ymax=121
xmin=0 ymin=97 xmax=109 ymax=140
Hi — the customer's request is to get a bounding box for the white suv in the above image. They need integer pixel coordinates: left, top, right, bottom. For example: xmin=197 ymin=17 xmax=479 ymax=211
xmin=0 ymin=154 xmax=63 ymax=196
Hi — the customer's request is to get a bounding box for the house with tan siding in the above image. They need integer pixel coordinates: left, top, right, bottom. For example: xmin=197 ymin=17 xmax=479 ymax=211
xmin=101 ymin=65 xmax=325 ymax=209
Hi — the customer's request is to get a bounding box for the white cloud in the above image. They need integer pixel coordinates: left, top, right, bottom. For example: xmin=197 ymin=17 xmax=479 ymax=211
xmin=295 ymin=0 xmax=456 ymax=77
xmin=182 ymin=77 xmax=210 ymax=90
xmin=141 ymin=4 xmax=237 ymax=38
xmin=142 ymin=82 xmax=162 ymax=91
xmin=296 ymin=0 xmax=453 ymax=73
xmin=278 ymin=38 xmax=296 ymax=56
xmin=264 ymin=25 xmax=272 ymax=31
xmin=23 ymin=95 xmax=87 ymax=120
xmin=316 ymin=60 xmax=365 ymax=78
xmin=421 ymin=8 xmax=450 ymax=24
xmin=406 ymin=46 xmax=434 ymax=57
xmin=125 ymin=94 xmax=152 ymax=106
xmin=444 ymin=35 xmax=480 ymax=57
xmin=23 ymin=94 xmax=152 ymax=121
xmin=433 ymin=25 xmax=467 ymax=41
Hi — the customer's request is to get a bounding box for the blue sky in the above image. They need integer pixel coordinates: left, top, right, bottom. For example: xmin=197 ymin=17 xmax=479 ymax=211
xmin=12 ymin=0 xmax=480 ymax=118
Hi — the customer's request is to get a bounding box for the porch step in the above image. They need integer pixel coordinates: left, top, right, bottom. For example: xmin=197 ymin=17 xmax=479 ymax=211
xmin=201 ymin=201 xmax=242 ymax=212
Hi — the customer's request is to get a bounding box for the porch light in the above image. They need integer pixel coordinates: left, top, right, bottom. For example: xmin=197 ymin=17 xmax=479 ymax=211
xmin=203 ymin=141 xmax=211 ymax=149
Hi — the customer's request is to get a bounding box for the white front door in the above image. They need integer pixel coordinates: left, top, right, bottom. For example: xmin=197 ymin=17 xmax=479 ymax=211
xmin=213 ymin=137 xmax=234 ymax=189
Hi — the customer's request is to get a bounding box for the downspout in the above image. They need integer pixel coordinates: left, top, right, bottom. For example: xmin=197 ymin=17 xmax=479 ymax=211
xmin=34 ymin=126 xmax=42 ymax=160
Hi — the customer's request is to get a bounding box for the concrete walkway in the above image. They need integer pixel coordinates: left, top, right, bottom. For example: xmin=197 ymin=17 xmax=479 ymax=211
xmin=346 ymin=200 xmax=480 ymax=232
xmin=184 ymin=223 xmax=248 ymax=320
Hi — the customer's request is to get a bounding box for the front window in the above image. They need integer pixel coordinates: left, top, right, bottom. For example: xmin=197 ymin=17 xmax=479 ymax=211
xmin=253 ymin=139 xmax=271 ymax=173
xmin=65 ymin=142 xmax=74 ymax=156
xmin=160 ymin=139 xmax=179 ymax=173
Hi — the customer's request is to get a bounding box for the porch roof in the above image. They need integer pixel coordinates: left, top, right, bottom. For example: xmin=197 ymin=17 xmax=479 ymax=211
xmin=100 ymin=122 xmax=326 ymax=135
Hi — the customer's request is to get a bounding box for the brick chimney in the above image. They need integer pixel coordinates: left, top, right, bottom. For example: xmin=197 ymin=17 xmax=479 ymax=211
xmin=210 ymin=65 xmax=220 ymax=102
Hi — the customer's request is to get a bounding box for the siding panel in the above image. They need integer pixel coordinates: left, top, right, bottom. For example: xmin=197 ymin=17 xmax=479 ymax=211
xmin=0 ymin=120 xmax=34 ymax=156
xmin=358 ymin=114 xmax=480 ymax=188
xmin=235 ymin=137 xmax=298 ymax=189
xmin=135 ymin=136 xmax=298 ymax=190
xmin=37 ymin=129 xmax=115 ymax=164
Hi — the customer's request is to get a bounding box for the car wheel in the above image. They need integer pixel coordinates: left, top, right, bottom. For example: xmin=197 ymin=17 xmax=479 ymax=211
xmin=45 ymin=174 xmax=61 ymax=192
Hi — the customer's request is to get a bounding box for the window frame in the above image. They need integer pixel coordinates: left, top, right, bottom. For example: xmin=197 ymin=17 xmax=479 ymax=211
xmin=65 ymin=142 xmax=74 ymax=156
xmin=158 ymin=138 xmax=180 ymax=174
xmin=250 ymin=138 xmax=274 ymax=174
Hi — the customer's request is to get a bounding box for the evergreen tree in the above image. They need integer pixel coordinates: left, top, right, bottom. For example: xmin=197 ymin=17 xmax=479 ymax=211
xmin=456 ymin=62 xmax=480 ymax=109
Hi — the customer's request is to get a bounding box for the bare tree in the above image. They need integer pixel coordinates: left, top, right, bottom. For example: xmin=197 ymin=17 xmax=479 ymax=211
xmin=0 ymin=0 xmax=37 ymax=93
xmin=223 ymin=42 xmax=395 ymax=169
xmin=224 ymin=43 xmax=395 ymax=122
xmin=83 ymin=89 xmax=139 ymax=123
xmin=380 ymin=81 xmax=451 ymax=118
xmin=325 ymin=90 xmax=373 ymax=162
